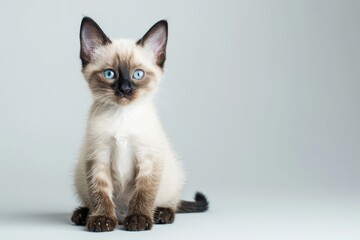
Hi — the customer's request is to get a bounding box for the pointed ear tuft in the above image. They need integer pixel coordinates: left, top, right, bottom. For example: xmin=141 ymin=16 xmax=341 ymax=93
xmin=80 ymin=17 xmax=111 ymax=67
xmin=137 ymin=20 xmax=168 ymax=68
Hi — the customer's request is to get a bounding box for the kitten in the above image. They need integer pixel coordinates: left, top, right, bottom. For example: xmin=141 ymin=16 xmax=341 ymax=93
xmin=71 ymin=17 xmax=209 ymax=232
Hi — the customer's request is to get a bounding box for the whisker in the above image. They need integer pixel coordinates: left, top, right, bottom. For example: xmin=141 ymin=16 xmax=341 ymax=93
xmin=91 ymin=95 xmax=113 ymax=116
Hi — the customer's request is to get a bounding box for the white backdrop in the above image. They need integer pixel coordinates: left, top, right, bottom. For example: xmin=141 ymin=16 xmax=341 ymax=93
xmin=0 ymin=1 xmax=359 ymax=239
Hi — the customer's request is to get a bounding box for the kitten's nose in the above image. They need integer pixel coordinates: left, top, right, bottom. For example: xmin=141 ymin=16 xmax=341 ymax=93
xmin=118 ymin=81 xmax=132 ymax=95
xmin=120 ymin=85 xmax=131 ymax=94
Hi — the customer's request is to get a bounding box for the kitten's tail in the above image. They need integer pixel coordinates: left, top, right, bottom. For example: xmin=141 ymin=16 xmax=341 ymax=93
xmin=176 ymin=192 xmax=209 ymax=213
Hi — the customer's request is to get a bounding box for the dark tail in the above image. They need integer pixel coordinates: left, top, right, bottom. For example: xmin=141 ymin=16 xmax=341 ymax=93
xmin=176 ymin=192 xmax=209 ymax=213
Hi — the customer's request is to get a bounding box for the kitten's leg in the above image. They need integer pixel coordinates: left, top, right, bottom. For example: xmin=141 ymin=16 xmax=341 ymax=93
xmin=124 ymin=158 xmax=160 ymax=231
xmin=86 ymin=159 xmax=117 ymax=232
xmin=154 ymin=207 xmax=175 ymax=224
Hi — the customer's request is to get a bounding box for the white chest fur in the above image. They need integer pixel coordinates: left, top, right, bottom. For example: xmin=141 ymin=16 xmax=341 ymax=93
xmin=113 ymin=137 xmax=134 ymax=189
xmin=87 ymin=102 xmax=159 ymax=189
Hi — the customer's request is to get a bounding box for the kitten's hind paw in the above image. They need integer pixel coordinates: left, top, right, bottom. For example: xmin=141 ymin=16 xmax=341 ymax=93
xmin=71 ymin=207 xmax=89 ymax=226
xmin=86 ymin=215 xmax=117 ymax=232
xmin=124 ymin=214 xmax=153 ymax=231
xmin=154 ymin=207 xmax=175 ymax=224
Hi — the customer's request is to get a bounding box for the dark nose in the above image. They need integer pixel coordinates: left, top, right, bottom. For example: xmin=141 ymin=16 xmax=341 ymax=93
xmin=120 ymin=84 xmax=131 ymax=94
xmin=116 ymin=80 xmax=132 ymax=96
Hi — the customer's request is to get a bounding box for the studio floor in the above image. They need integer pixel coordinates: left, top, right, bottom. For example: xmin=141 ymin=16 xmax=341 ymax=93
xmin=1 ymin=188 xmax=359 ymax=240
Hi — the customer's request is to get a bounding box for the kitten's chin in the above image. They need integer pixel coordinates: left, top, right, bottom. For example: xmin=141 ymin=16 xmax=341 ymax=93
xmin=115 ymin=96 xmax=133 ymax=106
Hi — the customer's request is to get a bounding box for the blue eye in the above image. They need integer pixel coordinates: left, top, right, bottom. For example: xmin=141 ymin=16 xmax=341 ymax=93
xmin=103 ymin=69 xmax=116 ymax=79
xmin=133 ymin=69 xmax=144 ymax=80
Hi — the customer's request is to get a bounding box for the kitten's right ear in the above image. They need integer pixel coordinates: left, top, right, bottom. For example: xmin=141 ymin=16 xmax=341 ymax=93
xmin=80 ymin=17 xmax=111 ymax=67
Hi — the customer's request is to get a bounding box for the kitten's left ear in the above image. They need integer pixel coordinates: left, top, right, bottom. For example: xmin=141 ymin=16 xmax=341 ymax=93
xmin=137 ymin=20 xmax=168 ymax=68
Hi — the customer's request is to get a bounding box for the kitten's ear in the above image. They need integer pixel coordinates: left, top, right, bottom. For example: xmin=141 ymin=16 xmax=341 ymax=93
xmin=80 ymin=17 xmax=111 ymax=67
xmin=137 ymin=20 xmax=168 ymax=68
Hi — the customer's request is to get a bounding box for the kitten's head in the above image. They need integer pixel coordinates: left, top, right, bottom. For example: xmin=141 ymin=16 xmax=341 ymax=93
xmin=79 ymin=17 xmax=168 ymax=106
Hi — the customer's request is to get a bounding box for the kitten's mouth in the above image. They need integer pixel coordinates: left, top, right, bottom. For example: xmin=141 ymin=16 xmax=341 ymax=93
xmin=115 ymin=92 xmax=130 ymax=99
xmin=117 ymin=94 xmax=131 ymax=100
xmin=115 ymin=93 xmax=133 ymax=105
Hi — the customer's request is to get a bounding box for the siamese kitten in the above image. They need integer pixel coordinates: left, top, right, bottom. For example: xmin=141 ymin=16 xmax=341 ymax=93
xmin=71 ymin=17 xmax=208 ymax=232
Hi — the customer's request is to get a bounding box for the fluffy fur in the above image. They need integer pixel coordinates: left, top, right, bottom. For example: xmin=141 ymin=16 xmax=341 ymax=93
xmin=72 ymin=17 xmax=207 ymax=232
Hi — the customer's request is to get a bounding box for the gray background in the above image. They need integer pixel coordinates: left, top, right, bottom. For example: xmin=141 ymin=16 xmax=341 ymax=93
xmin=0 ymin=0 xmax=359 ymax=239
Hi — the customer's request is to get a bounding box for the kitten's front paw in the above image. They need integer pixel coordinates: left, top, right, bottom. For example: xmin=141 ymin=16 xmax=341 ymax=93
xmin=124 ymin=214 xmax=153 ymax=231
xmin=87 ymin=215 xmax=117 ymax=232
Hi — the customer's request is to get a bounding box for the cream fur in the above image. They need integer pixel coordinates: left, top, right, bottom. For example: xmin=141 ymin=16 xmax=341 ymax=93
xmin=74 ymin=39 xmax=185 ymax=221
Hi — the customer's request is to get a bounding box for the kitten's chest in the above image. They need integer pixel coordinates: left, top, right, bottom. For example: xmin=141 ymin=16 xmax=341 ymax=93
xmin=98 ymin=107 xmax=142 ymax=139
xmin=110 ymin=118 xmax=136 ymax=185
xmin=90 ymin=105 xmax=156 ymax=186
xmin=112 ymin=136 xmax=135 ymax=189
